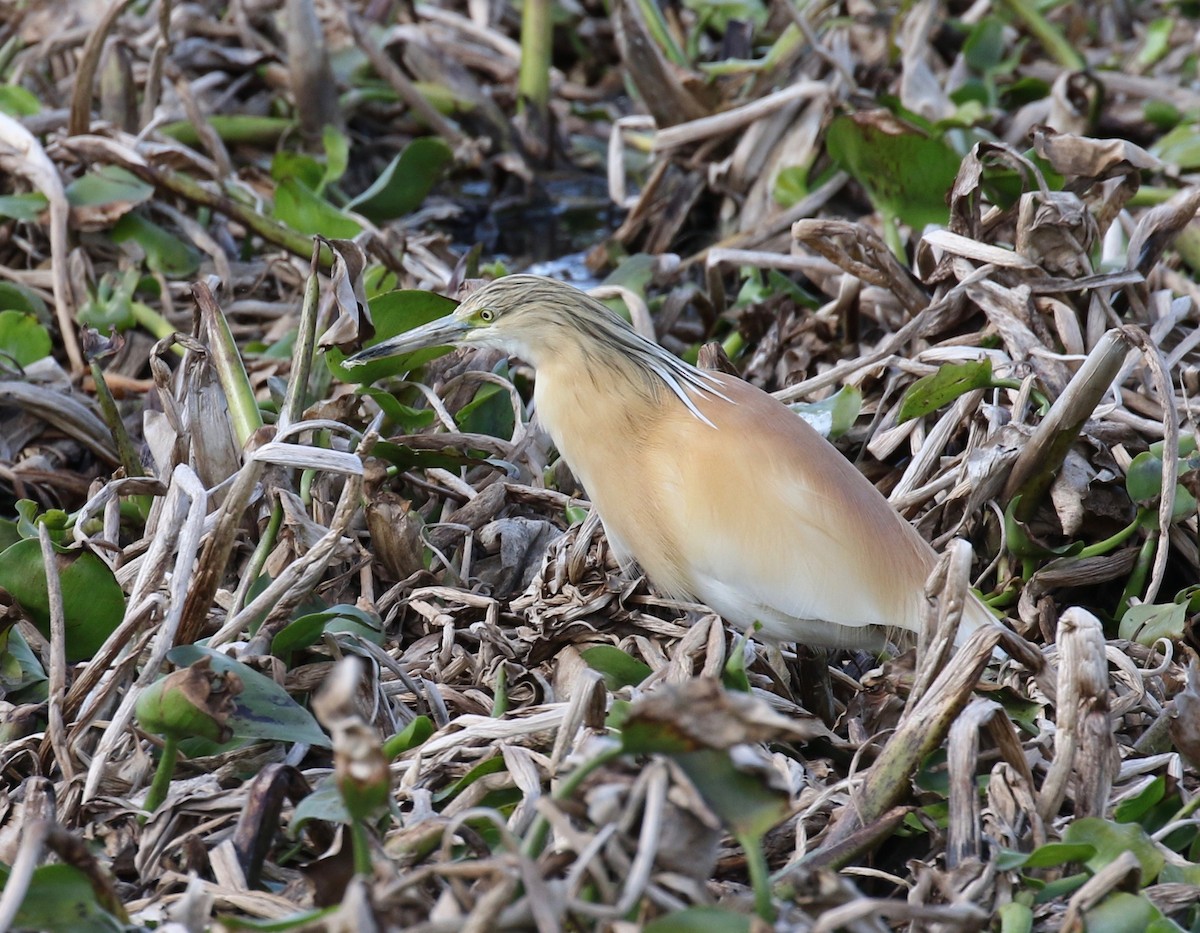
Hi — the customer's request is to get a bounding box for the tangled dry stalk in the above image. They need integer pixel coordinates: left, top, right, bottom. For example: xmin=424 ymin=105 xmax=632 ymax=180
xmin=3 ymin=1 xmax=1200 ymax=931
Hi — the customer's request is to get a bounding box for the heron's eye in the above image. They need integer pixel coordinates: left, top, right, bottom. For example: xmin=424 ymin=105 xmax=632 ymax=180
xmin=479 ymin=308 xmax=495 ymax=323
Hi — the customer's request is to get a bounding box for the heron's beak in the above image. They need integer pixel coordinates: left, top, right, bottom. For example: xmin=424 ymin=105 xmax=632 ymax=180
xmin=343 ymin=315 xmax=469 ymax=367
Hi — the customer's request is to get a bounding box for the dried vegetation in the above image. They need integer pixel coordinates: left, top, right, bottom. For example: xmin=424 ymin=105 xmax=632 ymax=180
xmin=2 ymin=0 xmax=1200 ymax=930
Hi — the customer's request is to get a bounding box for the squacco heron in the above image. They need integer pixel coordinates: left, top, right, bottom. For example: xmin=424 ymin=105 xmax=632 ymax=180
xmin=347 ymin=275 xmax=996 ymax=650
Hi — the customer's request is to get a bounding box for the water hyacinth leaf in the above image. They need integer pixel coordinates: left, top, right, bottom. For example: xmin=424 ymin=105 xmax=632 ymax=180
xmin=0 ymin=192 xmax=49 ymax=221
xmin=369 ymin=440 xmax=488 ymax=472
xmin=345 ymin=137 xmax=453 ymax=222
xmin=0 ymin=517 xmax=20 ymax=552
xmin=290 ymin=776 xmax=350 ymax=830
xmin=455 ymin=377 xmax=515 ymax=440
xmin=0 ymin=627 xmax=48 ymax=698
xmin=217 ymin=906 xmax=338 ymax=931
xmin=112 ymin=213 xmax=203 ymax=277
xmin=1062 ymin=817 xmax=1165 ymax=880
xmin=273 ymin=177 xmax=362 ymax=238
xmin=994 ymin=842 xmax=1096 ymax=871
xmin=997 ymin=902 xmax=1034 ymax=933
xmin=826 ymin=112 xmax=961 ymax=229
xmin=1126 ymin=450 xmax=1197 ymax=522
xmin=0 ymin=85 xmax=41 ymax=116
xmin=271 ymin=150 xmax=325 ymax=190
xmin=1082 ymin=892 xmax=1178 ymax=933
xmin=1152 ymin=123 xmax=1200 ymax=171
xmin=0 ymin=863 xmax=125 ymax=933
xmin=1112 ymin=775 xmax=1167 ymax=824
xmin=0 ymin=539 xmax=125 ymax=662
xmin=431 ymin=755 xmax=507 ymax=804
xmin=357 ymin=387 xmax=437 ymax=432
xmin=65 ymin=164 xmax=154 ymax=209
xmin=271 ymin=604 xmax=384 ymax=659
xmin=0 ymin=281 xmax=50 ymax=319
xmin=581 ymin=645 xmax=653 ymax=689
xmin=1118 ymin=601 xmax=1188 ymax=646
xmin=168 ymin=645 xmax=331 ymax=748
xmin=643 ymin=907 xmax=752 ymax=933
xmin=898 ymin=358 xmax=993 ymax=423
xmin=674 ymin=748 xmax=791 ymax=840
xmin=0 ymin=310 xmax=52 ymax=365
xmin=325 ymin=289 xmax=459 ymax=383
xmin=790 ymin=385 xmax=862 ymax=439
xmin=382 ymin=715 xmax=435 ymax=760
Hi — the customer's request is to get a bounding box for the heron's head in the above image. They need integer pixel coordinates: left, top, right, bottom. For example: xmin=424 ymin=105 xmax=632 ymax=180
xmin=344 ymin=275 xmax=616 ymax=370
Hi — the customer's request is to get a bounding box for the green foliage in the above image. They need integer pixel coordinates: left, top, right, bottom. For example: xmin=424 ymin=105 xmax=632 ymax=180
xmin=326 ymin=289 xmax=459 ymax=383
xmin=581 ymin=645 xmax=653 ymax=689
xmin=0 ymin=537 xmax=125 ymax=662
xmin=898 ymin=358 xmax=994 ymax=423
xmin=167 ymin=645 xmax=331 ymax=749
xmin=345 ymin=137 xmax=452 ymax=223
xmin=0 ymin=309 xmax=51 ymax=364
xmin=826 ymin=112 xmax=961 ymax=231
xmin=270 ymin=603 xmax=384 ymax=661
xmin=0 ymin=863 xmax=126 ymax=933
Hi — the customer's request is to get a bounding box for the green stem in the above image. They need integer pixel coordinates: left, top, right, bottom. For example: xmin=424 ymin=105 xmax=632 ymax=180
xmin=999 ymin=0 xmax=1086 ymax=70
xmin=1116 ymin=531 xmax=1159 ymax=616
xmin=517 ymin=0 xmax=553 ymax=116
xmin=89 ymin=360 xmax=145 ymax=480
xmin=523 ymin=744 xmax=623 ymax=858
xmin=737 ymin=831 xmax=775 ymax=922
xmin=349 ymin=820 xmax=374 ymax=876
xmin=1078 ymin=514 xmax=1144 ymax=558
xmin=142 ymin=734 xmax=180 ymax=818
xmin=280 ymin=254 xmax=321 ymax=431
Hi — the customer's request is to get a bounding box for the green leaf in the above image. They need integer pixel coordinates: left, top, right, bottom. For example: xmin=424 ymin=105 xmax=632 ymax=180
xmin=773 ymin=164 xmax=809 ymax=208
xmin=0 ymin=310 xmax=52 ymax=365
xmin=290 ymin=776 xmax=350 ymax=829
xmin=325 ymin=289 xmax=459 ymax=383
xmin=1113 ymin=776 xmax=1167 ymax=824
xmin=581 ymin=645 xmax=653 ymax=689
xmin=454 ymin=370 xmax=515 ymax=439
xmin=995 ymin=842 xmax=1096 ymax=871
xmin=111 ymin=213 xmax=203 ymax=277
xmin=964 ymin=16 xmax=1007 ymax=73
xmin=998 ymin=901 xmax=1034 ymax=933
xmin=273 ymin=177 xmax=361 ymax=238
xmin=0 ymin=85 xmax=42 ymax=117
xmin=898 ymin=358 xmax=993 ymax=423
xmin=216 ymin=906 xmax=338 ymax=931
xmin=431 ymin=755 xmax=507 ymax=804
xmin=270 ymin=604 xmax=383 ymax=659
xmin=357 ymin=388 xmax=437 ymax=432
xmin=0 ymin=192 xmax=48 ymax=221
xmin=1062 ymin=817 xmax=1165 ymax=881
xmin=65 ymin=165 xmax=154 ymax=209
xmin=382 ymin=715 xmax=435 ymax=759
xmin=1 ymin=863 xmax=125 ymax=933
xmin=1118 ymin=601 xmax=1187 ymax=646
xmin=1083 ymin=892 xmax=1175 ymax=933
xmin=0 ymin=626 xmax=48 ymax=698
xmin=1152 ymin=123 xmax=1200 ymax=170
xmin=0 ymin=539 xmax=125 ymax=662
xmin=167 ymin=645 xmax=332 ymax=748
xmin=0 ymin=281 xmax=49 ymax=319
xmin=644 ymin=906 xmax=753 ymax=933
xmin=270 ymin=150 xmax=325 ymax=189
xmin=345 ymin=137 xmax=453 ymax=222
xmin=826 ymin=112 xmax=961 ymax=229
xmin=320 ymin=125 xmax=350 ymax=192
xmin=674 ymin=748 xmax=791 ymax=840
xmin=790 ymin=385 xmax=862 ymax=438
